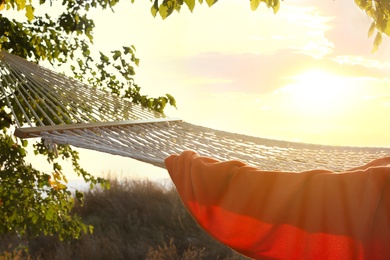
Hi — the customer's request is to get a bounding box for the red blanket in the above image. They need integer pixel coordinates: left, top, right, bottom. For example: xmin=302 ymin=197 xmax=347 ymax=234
xmin=165 ymin=151 xmax=390 ymax=259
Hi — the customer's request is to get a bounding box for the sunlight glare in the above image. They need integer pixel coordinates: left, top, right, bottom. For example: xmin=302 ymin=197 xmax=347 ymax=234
xmin=277 ymin=70 xmax=351 ymax=117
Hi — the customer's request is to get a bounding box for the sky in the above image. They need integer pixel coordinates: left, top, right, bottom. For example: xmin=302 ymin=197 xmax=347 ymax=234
xmin=6 ymin=0 xmax=390 ymax=184
xmin=89 ymin=0 xmax=390 ymax=147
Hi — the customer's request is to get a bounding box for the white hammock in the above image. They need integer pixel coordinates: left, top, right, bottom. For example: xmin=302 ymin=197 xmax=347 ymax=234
xmin=1 ymin=50 xmax=389 ymax=171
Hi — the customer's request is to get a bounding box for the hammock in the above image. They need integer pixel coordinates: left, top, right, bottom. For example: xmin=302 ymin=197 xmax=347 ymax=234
xmin=1 ymin=50 xmax=389 ymax=172
xmin=2 ymin=50 xmax=390 ymax=259
xmin=165 ymin=151 xmax=390 ymax=259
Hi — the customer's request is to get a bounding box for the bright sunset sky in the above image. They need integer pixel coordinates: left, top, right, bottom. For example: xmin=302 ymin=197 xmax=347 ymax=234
xmin=89 ymin=0 xmax=390 ymax=147
xmin=6 ymin=0 xmax=390 ymax=182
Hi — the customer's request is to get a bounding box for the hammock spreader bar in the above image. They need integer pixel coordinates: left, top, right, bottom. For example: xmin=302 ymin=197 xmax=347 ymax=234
xmin=14 ymin=118 xmax=182 ymax=138
xmin=1 ymin=50 xmax=390 ymax=172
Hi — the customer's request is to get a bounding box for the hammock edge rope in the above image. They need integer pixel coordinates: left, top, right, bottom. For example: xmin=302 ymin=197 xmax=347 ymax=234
xmin=1 ymin=50 xmax=390 ymax=172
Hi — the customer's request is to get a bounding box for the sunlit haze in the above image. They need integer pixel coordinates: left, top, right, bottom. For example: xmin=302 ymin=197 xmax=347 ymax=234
xmin=93 ymin=0 xmax=389 ymax=148
xmin=6 ymin=0 xmax=390 ymax=181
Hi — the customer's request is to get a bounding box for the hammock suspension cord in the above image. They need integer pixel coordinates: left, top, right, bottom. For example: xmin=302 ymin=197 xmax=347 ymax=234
xmin=1 ymin=50 xmax=389 ymax=171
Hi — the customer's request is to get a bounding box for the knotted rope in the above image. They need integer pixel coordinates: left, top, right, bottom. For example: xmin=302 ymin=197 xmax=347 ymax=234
xmin=1 ymin=50 xmax=389 ymax=171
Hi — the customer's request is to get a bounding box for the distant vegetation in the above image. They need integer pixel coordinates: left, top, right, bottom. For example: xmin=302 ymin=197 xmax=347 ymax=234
xmin=0 ymin=178 xmax=248 ymax=259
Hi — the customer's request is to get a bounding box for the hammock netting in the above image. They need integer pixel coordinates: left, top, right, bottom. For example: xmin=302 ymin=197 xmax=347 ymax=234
xmin=0 ymin=50 xmax=389 ymax=171
xmin=2 ymin=50 xmax=390 ymax=259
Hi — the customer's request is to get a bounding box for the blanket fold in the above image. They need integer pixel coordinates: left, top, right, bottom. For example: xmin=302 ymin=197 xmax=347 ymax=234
xmin=165 ymin=151 xmax=390 ymax=259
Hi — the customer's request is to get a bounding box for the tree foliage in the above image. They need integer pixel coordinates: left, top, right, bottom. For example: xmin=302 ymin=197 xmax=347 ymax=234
xmin=0 ymin=134 xmax=93 ymax=240
xmin=150 ymin=0 xmax=389 ymax=52
xmin=150 ymin=0 xmax=280 ymax=19
xmin=354 ymin=0 xmax=390 ymax=53
xmin=0 ymin=0 xmax=176 ymax=241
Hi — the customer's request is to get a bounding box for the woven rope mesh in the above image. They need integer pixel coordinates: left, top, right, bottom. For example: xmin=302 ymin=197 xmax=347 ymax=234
xmin=0 ymin=51 xmax=164 ymax=128
xmin=2 ymin=50 xmax=390 ymax=171
xmin=40 ymin=122 xmax=390 ymax=171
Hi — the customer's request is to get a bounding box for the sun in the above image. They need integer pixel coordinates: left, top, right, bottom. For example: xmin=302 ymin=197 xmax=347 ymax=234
xmin=279 ymin=70 xmax=351 ymax=117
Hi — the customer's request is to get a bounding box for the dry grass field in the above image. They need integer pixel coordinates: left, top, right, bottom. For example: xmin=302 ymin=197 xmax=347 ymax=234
xmin=0 ymin=178 xmax=248 ymax=260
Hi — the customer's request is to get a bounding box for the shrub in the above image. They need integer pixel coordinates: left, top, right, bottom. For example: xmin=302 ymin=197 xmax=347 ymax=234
xmin=1 ymin=178 xmax=248 ymax=260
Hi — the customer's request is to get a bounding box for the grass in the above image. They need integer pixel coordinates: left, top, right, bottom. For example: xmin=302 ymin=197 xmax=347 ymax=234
xmin=0 ymin=178 xmax=249 ymax=259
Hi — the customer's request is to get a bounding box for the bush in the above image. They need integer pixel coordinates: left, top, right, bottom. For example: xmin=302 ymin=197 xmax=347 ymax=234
xmin=1 ymin=178 xmax=248 ymax=260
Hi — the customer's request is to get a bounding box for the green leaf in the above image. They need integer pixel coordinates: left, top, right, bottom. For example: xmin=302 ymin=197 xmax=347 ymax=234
xmin=205 ymin=0 xmax=217 ymax=7
xmin=25 ymin=5 xmax=35 ymax=21
xmin=383 ymin=19 xmax=390 ymax=36
xmin=45 ymin=207 xmax=55 ymax=221
xmin=184 ymin=0 xmax=195 ymax=11
xmin=250 ymin=0 xmax=261 ymax=11
xmin=100 ymin=52 xmax=110 ymax=63
xmin=75 ymin=190 xmax=84 ymax=203
xmin=82 ymin=223 xmax=87 ymax=234
xmin=22 ymin=139 xmax=28 ymax=147
xmin=368 ymin=22 xmax=376 ymax=37
xmin=166 ymin=94 xmax=177 ymax=109
xmin=17 ymin=0 xmax=26 ymax=10
xmin=272 ymin=0 xmax=280 ymax=14
xmin=123 ymin=46 xmax=131 ymax=54
xmin=31 ymin=212 xmax=39 ymax=224
xmin=371 ymin=31 xmax=383 ymax=53
xmin=151 ymin=0 xmax=159 ymax=17
xmin=159 ymin=1 xmax=174 ymax=20
xmin=112 ymin=50 xmax=121 ymax=60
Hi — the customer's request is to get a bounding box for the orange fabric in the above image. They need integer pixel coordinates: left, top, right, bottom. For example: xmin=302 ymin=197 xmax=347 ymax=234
xmin=165 ymin=151 xmax=390 ymax=260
